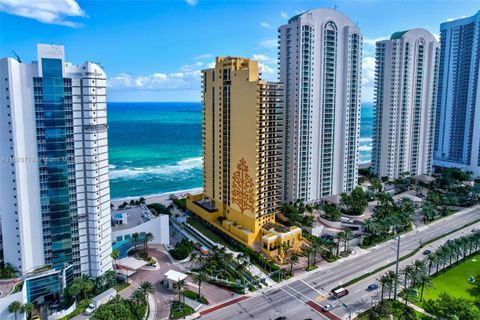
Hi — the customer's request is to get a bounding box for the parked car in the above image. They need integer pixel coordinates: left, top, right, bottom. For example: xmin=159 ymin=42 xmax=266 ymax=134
xmin=331 ymin=287 xmax=349 ymax=299
xmin=321 ymin=234 xmax=334 ymax=241
xmin=322 ymin=304 xmax=334 ymax=311
xmin=367 ymin=284 xmax=379 ymax=291
xmin=340 ymin=217 xmax=351 ymax=223
xmin=423 ymin=249 xmax=432 ymax=255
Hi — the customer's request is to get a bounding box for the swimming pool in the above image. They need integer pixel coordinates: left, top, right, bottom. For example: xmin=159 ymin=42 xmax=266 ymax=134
xmin=112 ymin=239 xmax=132 ymax=258
xmin=114 ymin=213 xmax=123 ymax=219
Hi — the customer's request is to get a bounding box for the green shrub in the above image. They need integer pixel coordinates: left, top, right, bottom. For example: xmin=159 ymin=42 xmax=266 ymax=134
xmin=173 ymin=198 xmax=187 ymax=211
xmin=147 ymin=203 xmax=171 ymax=216
xmin=169 ymin=239 xmax=194 ymax=260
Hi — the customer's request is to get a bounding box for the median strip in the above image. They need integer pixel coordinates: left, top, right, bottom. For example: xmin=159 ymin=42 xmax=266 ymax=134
xmin=199 ymin=296 xmax=249 ymax=316
xmin=338 ymin=217 xmax=480 ymax=289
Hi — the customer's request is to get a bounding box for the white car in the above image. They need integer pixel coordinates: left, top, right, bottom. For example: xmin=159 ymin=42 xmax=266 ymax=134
xmin=322 ymin=304 xmax=334 ymax=311
xmin=84 ymin=303 xmax=96 ymax=315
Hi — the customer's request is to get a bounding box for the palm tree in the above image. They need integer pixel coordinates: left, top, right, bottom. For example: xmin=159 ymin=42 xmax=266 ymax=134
xmin=401 ymin=265 xmax=415 ymax=289
xmin=427 ymin=253 xmax=438 ymax=275
xmin=287 ymin=254 xmax=299 ymax=275
xmin=8 ymin=301 xmax=23 ymax=320
xmin=335 ymin=232 xmax=344 ymax=255
xmin=386 ymin=271 xmax=398 ymax=299
xmin=189 ymin=251 xmax=206 ymax=269
xmin=139 ymin=281 xmax=155 ymax=301
xmin=412 ymin=260 xmax=426 ymax=286
xmin=173 ymin=279 xmax=187 ymax=304
xmin=131 ymin=232 xmax=140 ymax=255
xmin=280 ymin=242 xmax=291 ymax=259
xmin=379 ymin=274 xmax=391 ymax=302
xmin=130 ymin=289 xmax=146 ymax=305
xmin=22 ymin=302 xmax=34 ymax=320
xmin=311 ymin=240 xmax=322 ymax=266
xmin=304 ymin=246 xmax=314 ymax=269
xmin=343 ymin=229 xmax=353 ymax=253
xmin=143 ymin=232 xmax=154 ymax=253
xmin=419 ymin=273 xmax=433 ymax=301
xmin=192 ymin=271 xmax=209 ymax=301
xmin=111 ymin=248 xmax=120 ymax=269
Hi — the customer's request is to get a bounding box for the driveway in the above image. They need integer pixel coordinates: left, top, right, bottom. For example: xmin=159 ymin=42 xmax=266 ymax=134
xmin=126 ymin=247 xmax=236 ymax=319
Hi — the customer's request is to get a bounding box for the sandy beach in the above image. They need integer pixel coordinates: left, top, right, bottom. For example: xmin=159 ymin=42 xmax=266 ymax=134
xmin=110 ymin=187 xmax=203 ymax=207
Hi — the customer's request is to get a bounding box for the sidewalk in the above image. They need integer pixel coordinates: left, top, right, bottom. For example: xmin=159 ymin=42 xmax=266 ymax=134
xmin=396 ymin=297 xmax=432 ymax=317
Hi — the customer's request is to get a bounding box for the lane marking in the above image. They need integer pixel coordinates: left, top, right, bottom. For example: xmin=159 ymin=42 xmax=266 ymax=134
xmin=301 ymin=279 xmax=326 ymax=295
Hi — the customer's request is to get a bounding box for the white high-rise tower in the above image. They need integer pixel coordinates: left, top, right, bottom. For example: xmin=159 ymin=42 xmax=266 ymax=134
xmin=0 ymin=44 xmax=112 ymax=303
xmin=434 ymin=11 xmax=480 ymax=177
xmin=371 ymin=29 xmax=439 ymax=179
xmin=279 ymin=9 xmax=362 ymax=202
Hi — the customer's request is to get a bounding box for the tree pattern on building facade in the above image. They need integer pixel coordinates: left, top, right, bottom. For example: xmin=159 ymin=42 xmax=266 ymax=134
xmin=232 ymin=158 xmax=255 ymax=213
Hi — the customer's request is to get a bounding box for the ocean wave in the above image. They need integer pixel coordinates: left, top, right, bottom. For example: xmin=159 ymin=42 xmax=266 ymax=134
xmin=109 ymin=157 xmax=202 ymax=180
xmin=109 ymin=164 xmax=117 ymax=169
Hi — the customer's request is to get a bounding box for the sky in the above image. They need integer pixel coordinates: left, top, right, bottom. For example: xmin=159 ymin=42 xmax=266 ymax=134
xmin=0 ymin=0 xmax=478 ymax=102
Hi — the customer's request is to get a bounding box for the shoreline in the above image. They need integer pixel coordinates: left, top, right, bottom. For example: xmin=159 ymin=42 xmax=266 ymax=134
xmin=110 ymin=187 xmax=202 ymax=207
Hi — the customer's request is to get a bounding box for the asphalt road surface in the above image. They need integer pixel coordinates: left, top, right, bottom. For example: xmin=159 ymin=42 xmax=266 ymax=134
xmin=198 ymin=206 xmax=480 ymax=320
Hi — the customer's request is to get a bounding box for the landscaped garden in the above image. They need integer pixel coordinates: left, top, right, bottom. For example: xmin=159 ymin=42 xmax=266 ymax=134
xmin=369 ymin=229 xmax=480 ymax=320
xmin=419 ymin=253 xmax=479 ymax=304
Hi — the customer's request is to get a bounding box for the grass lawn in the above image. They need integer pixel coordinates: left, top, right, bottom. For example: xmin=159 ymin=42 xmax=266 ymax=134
xmin=170 ymin=301 xmax=194 ymax=319
xmin=357 ymin=300 xmax=427 ymax=319
xmin=114 ymin=282 xmax=131 ymax=292
xmin=186 ymin=217 xmax=236 ymax=250
xmin=419 ymin=253 xmax=480 ymax=305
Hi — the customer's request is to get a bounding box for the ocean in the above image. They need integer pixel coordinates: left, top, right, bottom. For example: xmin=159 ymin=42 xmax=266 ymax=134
xmin=108 ymin=102 xmax=374 ymax=199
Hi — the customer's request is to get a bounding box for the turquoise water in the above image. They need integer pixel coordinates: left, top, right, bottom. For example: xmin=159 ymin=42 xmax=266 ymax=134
xmin=108 ymin=102 xmax=373 ymax=199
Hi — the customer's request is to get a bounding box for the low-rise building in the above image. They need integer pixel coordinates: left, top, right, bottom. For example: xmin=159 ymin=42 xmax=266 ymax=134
xmin=111 ymin=205 xmax=169 ymax=249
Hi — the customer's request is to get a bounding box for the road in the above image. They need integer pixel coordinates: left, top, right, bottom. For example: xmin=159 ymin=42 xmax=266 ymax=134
xmin=198 ymin=206 xmax=480 ymax=320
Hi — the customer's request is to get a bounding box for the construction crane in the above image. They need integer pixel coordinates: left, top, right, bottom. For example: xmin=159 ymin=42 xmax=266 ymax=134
xmin=12 ymin=50 xmax=21 ymax=63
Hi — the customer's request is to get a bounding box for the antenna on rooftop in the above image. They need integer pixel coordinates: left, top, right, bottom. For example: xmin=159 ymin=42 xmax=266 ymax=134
xmin=334 ymin=4 xmax=338 ymax=10
xmin=12 ymin=50 xmax=21 ymax=63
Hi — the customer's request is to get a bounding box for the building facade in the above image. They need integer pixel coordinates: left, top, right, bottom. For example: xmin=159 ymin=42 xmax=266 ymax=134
xmin=187 ymin=57 xmax=302 ymax=262
xmin=279 ymin=9 xmax=363 ymax=203
xmin=434 ymin=11 xmax=480 ymax=177
xmin=0 ymin=44 xmax=112 ymax=301
xmin=371 ymin=29 xmax=439 ymax=179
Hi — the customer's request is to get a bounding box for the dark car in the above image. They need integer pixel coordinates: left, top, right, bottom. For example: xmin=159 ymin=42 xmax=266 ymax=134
xmin=423 ymin=249 xmax=432 ymax=255
xmin=367 ymin=284 xmax=379 ymax=291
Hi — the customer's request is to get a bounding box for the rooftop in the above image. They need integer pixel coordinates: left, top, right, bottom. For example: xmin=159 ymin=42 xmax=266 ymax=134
xmin=391 ymin=30 xmax=409 ymax=39
xmin=112 ymin=205 xmax=154 ymax=231
xmin=164 ymin=270 xmax=188 ymax=282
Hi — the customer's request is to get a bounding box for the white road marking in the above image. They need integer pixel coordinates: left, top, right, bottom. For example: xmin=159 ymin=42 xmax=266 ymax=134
xmin=280 ymin=288 xmax=307 ymax=304
xmin=300 ymin=279 xmax=325 ymax=295
xmin=284 ymin=284 xmax=315 ymax=301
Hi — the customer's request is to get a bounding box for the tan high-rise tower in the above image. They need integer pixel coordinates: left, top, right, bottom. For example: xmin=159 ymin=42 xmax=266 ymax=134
xmin=187 ymin=57 xmax=302 ymax=262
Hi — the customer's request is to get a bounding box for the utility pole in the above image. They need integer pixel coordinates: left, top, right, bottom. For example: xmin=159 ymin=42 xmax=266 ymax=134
xmin=393 ymin=235 xmax=401 ymax=299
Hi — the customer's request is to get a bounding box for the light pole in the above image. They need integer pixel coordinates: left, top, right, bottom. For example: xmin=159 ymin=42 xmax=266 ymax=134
xmin=393 ymin=235 xmax=401 ymax=300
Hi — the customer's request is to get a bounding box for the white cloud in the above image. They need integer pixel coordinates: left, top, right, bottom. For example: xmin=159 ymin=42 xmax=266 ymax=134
xmin=0 ymin=0 xmax=86 ymax=27
xmin=179 ymin=61 xmax=203 ymax=72
xmin=195 ymin=54 xmax=213 ymax=60
xmin=364 ymin=36 xmax=388 ymax=46
xmin=185 ymin=0 xmax=198 ymax=6
xmin=252 ymin=54 xmax=275 ymax=64
xmin=258 ymin=63 xmax=277 ymax=81
xmin=258 ymin=39 xmax=278 ymax=49
xmin=281 ymin=12 xmax=288 ymax=19
xmin=260 ymin=22 xmax=271 ymax=28
xmin=108 ymin=63 xmax=203 ymax=91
